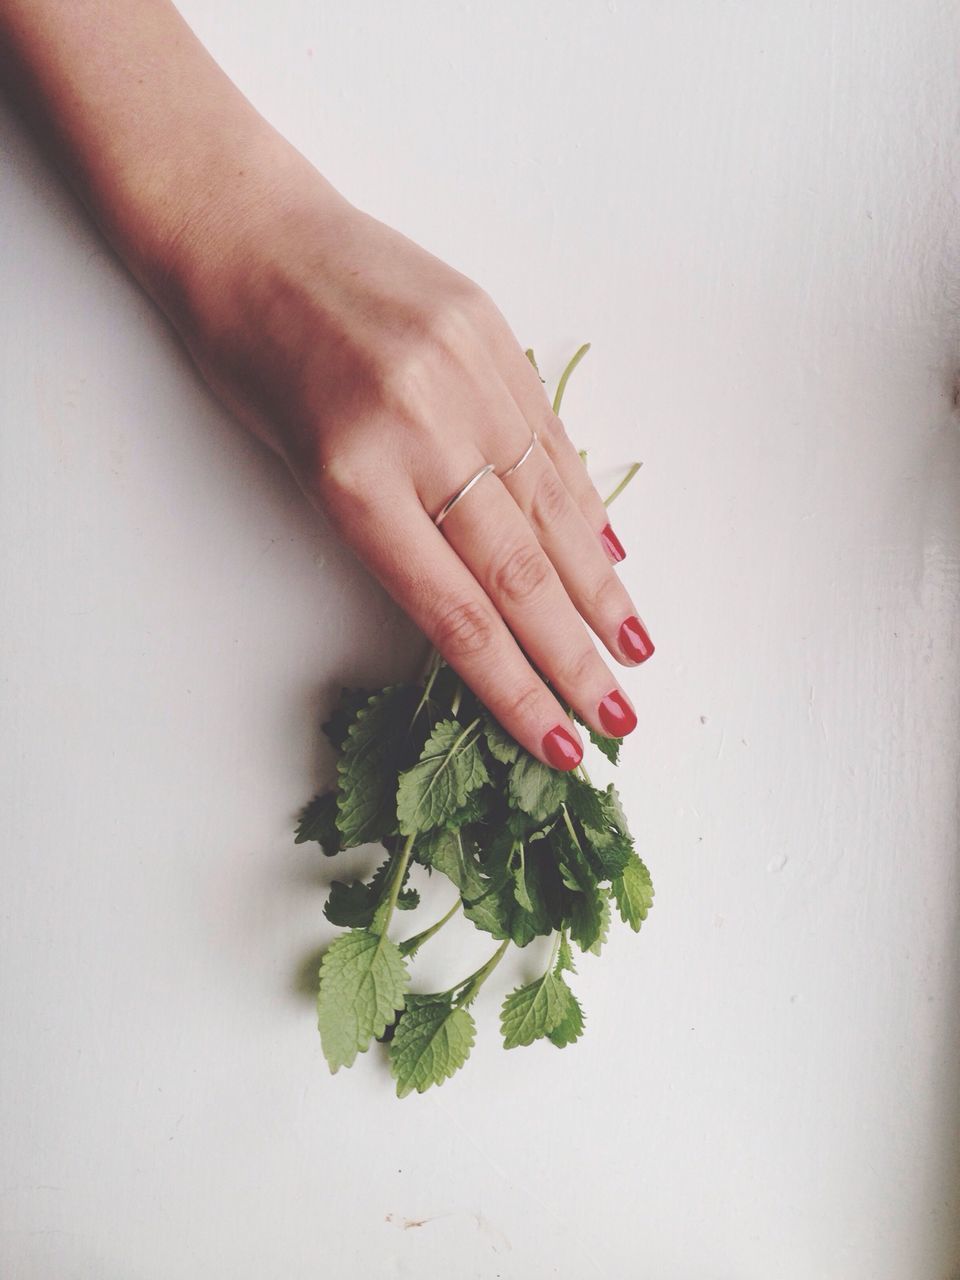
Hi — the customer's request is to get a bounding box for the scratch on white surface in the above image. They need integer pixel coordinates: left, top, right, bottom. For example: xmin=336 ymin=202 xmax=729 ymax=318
xmin=427 ymin=1097 xmax=605 ymax=1278
xmin=384 ymin=1210 xmax=510 ymax=1252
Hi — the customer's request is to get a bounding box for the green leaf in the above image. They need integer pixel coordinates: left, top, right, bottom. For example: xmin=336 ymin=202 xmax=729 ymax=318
xmin=324 ymin=879 xmax=378 ymax=927
xmin=588 ymin=726 xmax=621 ymax=764
xmin=568 ymin=883 xmax=607 ymax=952
xmin=580 ymin=826 xmax=634 ymax=880
xmin=555 ymin=929 xmax=576 ymax=975
xmin=322 ymin=687 xmax=373 ymax=751
xmin=419 ymin=827 xmax=486 ymax=900
xmin=508 ymin=751 xmax=569 ymax=823
xmin=323 ymin=858 xmax=418 ymax=928
xmin=565 ymin=777 xmax=607 ymax=831
xmin=612 ymin=853 xmax=654 ymax=930
xmin=601 ymin=784 xmax=631 ymax=836
xmin=483 ymin=714 xmax=520 ymax=764
xmin=587 ymin=888 xmax=612 ymax=956
xmin=295 ymin=790 xmax=341 ymax=853
xmin=389 ymin=1000 xmax=476 ymax=1097
xmin=316 ymin=929 xmax=409 ymax=1071
xmin=547 ymin=978 xmax=585 ymax=1048
xmin=442 ymin=786 xmax=492 ymax=832
xmin=396 ymin=719 xmax=490 ymax=836
xmin=501 ymin=970 xmax=566 ymax=1049
xmin=336 ymin=686 xmax=418 ymax=848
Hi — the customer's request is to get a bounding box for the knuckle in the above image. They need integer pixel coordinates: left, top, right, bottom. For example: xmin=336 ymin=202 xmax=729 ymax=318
xmin=491 ymin=541 xmax=553 ymax=605
xmin=585 ymin=570 xmax=625 ymax=619
xmin=432 ymin=598 xmax=497 ymax=659
xmin=374 ymin=349 xmax=431 ymax=422
xmin=306 ymin=449 xmax=382 ymax=535
xmin=557 ymin=646 xmax=598 ymax=693
xmin=500 ymin=682 xmax=544 ymax=726
xmin=419 ymin=289 xmax=481 ymax=355
xmin=529 ymin=466 xmax=571 ymax=534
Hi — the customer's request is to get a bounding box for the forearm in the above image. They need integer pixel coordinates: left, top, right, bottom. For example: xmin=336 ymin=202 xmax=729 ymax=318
xmin=0 ymin=0 xmax=345 ymax=313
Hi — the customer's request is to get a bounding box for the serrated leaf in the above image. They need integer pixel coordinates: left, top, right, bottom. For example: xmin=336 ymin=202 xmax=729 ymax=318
xmin=565 ymin=777 xmax=607 ymax=831
xmin=419 ymin=827 xmax=486 ymax=900
xmin=389 ymin=1000 xmax=476 ymax=1097
xmin=612 ymin=852 xmax=654 ymax=930
xmin=547 ymin=977 xmax=585 ymax=1048
xmin=601 ymin=784 xmax=631 ymax=836
xmin=508 ymin=751 xmax=569 ymax=823
xmin=323 ymin=858 xmax=417 ymax=928
xmin=501 ymin=970 xmax=566 ymax=1049
xmin=324 ymin=879 xmax=378 ymax=927
xmin=316 ymin=929 xmax=409 ymax=1071
xmin=483 ymin=714 xmax=520 ymax=764
xmin=295 ymin=790 xmax=341 ymax=853
xmin=336 ymin=686 xmax=418 ymax=847
xmin=581 ymin=826 xmax=634 ymax=880
xmin=442 ymin=786 xmax=492 ymax=832
xmin=322 ymin=687 xmax=373 ymax=751
xmin=572 ymin=709 xmax=621 ymax=764
xmin=461 ymin=880 xmax=513 ymax=938
xmin=555 ymin=930 xmax=576 ymax=975
xmin=568 ymin=882 xmax=607 ymax=952
xmin=589 ymin=728 xmax=621 ymax=764
xmin=587 ymin=888 xmax=612 ymax=956
xmin=396 ymin=719 xmax=489 ymax=836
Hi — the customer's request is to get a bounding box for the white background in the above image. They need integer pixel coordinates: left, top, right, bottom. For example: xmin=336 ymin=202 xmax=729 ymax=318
xmin=2 ymin=2 xmax=959 ymax=1276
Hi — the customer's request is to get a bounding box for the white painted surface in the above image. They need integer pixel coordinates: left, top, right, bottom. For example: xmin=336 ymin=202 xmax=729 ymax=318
xmin=2 ymin=2 xmax=959 ymax=1276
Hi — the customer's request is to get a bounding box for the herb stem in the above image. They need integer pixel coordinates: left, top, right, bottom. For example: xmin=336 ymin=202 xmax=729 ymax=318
xmin=375 ymin=832 xmax=417 ymax=948
xmin=411 ymin=651 xmax=443 ymax=729
xmin=576 ymin=760 xmax=594 ymax=787
xmin=454 ymin=939 xmax=511 ymax=1008
xmin=399 ymin=897 xmax=461 ymax=958
xmin=603 ymin=461 xmax=642 ymax=508
xmin=450 ymin=678 xmax=463 ymax=718
xmin=552 ymin=342 xmax=591 ymax=416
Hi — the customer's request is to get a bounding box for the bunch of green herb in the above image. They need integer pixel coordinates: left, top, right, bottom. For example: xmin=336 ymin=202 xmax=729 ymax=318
xmin=295 ymin=345 xmax=653 ymax=1097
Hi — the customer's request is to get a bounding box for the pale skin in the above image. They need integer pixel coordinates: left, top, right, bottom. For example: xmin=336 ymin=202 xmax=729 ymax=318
xmin=0 ymin=0 xmax=655 ymax=771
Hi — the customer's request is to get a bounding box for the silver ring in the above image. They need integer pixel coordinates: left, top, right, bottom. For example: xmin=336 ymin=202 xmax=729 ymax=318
xmin=434 ymin=462 xmax=495 ymax=527
xmin=498 ymin=429 xmax=538 ymax=479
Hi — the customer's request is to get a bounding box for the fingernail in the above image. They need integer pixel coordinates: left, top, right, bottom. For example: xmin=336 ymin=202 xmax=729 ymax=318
xmin=598 ymin=689 xmax=637 ymax=736
xmin=619 ymin=615 xmax=655 ymax=663
xmin=600 ymin=523 xmax=626 ymax=563
xmin=542 ymin=723 xmax=583 ymax=771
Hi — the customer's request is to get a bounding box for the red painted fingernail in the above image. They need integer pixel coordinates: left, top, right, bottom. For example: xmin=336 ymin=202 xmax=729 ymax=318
xmin=542 ymin=723 xmax=583 ymax=771
xmin=619 ymin=615 xmax=655 ymax=663
xmin=600 ymin=523 xmax=626 ymax=563
xmin=598 ymin=689 xmax=637 ymax=736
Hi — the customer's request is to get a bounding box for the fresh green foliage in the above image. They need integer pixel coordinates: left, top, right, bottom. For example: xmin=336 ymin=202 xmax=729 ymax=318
xmin=298 ymin=345 xmax=655 ymax=1095
xmin=389 ymin=1000 xmax=477 ymax=1097
xmin=315 ymin=929 xmax=409 ymax=1071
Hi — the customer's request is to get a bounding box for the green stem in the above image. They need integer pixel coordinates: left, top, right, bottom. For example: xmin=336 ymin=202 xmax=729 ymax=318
xmin=411 ymin=649 xmax=443 ymax=729
xmin=603 ymin=461 xmax=642 ymax=508
xmin=576 ymin=760 xmax=594 ymax=787
xmin=561 ymin=802 xmax=582 ymax=851
xmin=552 ymin=342 xmax=591 ymax=416
xmin=374 ymin=832 xmax=417 ymax=949
xmin=450 ymin=678 xmax=463 ymax=718
xmin=399 ymin=897 xmax=461 ymax=959
xmin=454 ymin=939 xmax=511 ymax=1008
xmin=525 ymin=348 xmax=541 ymax=378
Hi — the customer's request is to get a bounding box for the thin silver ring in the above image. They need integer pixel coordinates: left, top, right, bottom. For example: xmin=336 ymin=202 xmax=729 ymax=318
xmin=434 ymin=462 xmax=495 ymax=527
xmin=498 ymin=429 xmax=538 ymax=479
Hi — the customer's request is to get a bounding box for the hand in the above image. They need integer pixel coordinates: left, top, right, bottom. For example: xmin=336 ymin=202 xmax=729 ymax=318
xmin=161 ymin=147 xmax=655 ymax=770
